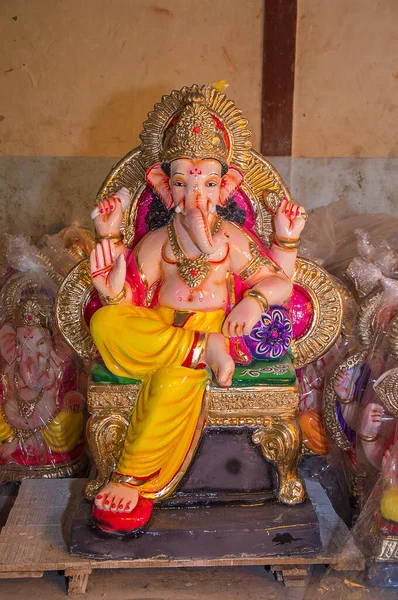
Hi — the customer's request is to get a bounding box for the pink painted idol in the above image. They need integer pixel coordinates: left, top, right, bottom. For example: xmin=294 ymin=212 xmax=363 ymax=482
xmin=86 ymin=91 xmax=308 ymax=533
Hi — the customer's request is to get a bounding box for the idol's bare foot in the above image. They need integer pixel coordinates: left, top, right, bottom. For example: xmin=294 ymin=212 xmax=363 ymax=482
xmin=204 ymin=332 xmax=235 ymax=387
xmin=94 ymin=482 xmax=139 ymax=514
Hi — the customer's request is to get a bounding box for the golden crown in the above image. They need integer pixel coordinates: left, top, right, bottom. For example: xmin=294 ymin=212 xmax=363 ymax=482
xmin=162 ymin=94 xmax=228 ymax=164
xmin=14 ymin=296 xmax=52 ymax=329
xmin=139 ymin=85 xmax=252 ymax=172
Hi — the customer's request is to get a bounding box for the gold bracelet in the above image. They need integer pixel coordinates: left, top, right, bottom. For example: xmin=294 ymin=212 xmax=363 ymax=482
xmin=357 ymin=431 xmax=378 ymax=442
xmin=274 ymin=235 xmax=301 ymax=250
xmin=243 ymin=289 xmax=269 ymax=313
xmin=99 ymin=286 xmax=126 ymax=305
xmin=95 ymin=234 xmax=123 ymax=243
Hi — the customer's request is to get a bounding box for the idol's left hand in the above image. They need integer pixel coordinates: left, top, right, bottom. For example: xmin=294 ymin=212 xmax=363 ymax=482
xmin=274 ymin=198 xmax=307 ymax=241
xmin=222 ymin=296 xmax=263 ymax=338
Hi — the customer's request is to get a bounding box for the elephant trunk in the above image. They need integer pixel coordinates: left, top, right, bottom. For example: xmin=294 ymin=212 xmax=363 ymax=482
xmin=18 ymin=355 xmax=49 ymax=390
xmin=18 ymin=359 xmax=40 ymax=390
xmin=185 ymin=207 xmax=227 ymax=254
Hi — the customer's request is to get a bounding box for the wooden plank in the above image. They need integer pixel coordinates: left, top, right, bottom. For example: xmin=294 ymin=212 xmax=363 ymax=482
xmin=0 ymin=570 xmax=43 ymax=578
xmin=271 ymin=564 xmax=310 ymax=588
xmin=0 ymin=478 xmax=364 ymax=575
xmin=261 ymin=0 xmax=297 ymax=156
xmin=66 ymin=572 xmax=90 ymax=596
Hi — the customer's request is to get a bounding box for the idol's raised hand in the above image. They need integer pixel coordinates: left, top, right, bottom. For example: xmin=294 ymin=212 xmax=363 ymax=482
xmin=274 ymin=198 xmax=307 ymax=241
xmin=90 ymin=187 xmax=132 ymax=238
xmin=90 ymin=239 xmax=126 ymax=300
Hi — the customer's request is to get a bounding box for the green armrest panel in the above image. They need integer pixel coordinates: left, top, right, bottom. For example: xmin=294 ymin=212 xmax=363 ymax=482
xmin=91 ymin=353 xmax=296 ymax=388
xmin=230 ymin=353 xmax=296 ymax=387
xmin=91 ymin=360 xmax=141 ymax=385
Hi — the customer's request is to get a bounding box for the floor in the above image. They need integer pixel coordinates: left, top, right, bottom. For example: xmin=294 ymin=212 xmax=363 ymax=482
xmin=0 ymin=565 xmax=323 ymax=599
xmin=1 ymin=564 xmax=397 ymax=599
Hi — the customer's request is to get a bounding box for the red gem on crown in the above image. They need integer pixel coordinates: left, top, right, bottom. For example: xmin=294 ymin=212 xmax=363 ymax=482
xmin=192 ymin=125 xmax=200 ymax=134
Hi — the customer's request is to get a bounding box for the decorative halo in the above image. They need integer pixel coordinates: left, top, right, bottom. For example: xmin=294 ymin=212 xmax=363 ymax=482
xmin=139 ymin=85 xmax=252 ymax=172
xmin=292 ymin=258 xmax=343 ymax=368
xmin=55 ymin=258 xmax=96 ymax=359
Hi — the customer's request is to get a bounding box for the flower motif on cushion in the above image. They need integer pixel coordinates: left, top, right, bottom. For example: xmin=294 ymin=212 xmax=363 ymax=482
xmin=246 ymin=306 xmax=292 ymax=359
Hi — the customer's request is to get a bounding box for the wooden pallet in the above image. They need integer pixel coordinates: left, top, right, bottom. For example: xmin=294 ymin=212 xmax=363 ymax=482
xmin=0 ymin=478 xmax=364 ymax=595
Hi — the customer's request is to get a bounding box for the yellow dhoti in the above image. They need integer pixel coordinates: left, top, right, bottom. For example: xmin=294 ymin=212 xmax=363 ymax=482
xmin=90 ymin=305 xmax=224 ymax=499
xmin=0 ymin=413 xmax=13 ymax=443
xmin=0 ymin=409 xmax=82 ymax=452
xmin=41 ymin=411 xmax=83 ymax=452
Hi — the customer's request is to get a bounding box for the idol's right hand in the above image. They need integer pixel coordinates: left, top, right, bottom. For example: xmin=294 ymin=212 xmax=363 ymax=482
xmin=90 ymin=239 xmax=126 ymax=299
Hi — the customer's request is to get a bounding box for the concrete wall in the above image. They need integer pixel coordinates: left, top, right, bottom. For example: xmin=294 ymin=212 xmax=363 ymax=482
xmin=0 ymin=0 xmax=263 ymax=156
xmin=0 ymin=0 xmax=397 ymax=239
xmin=294 ymin=0 xmax=398 ymax=158
xmin=290 ymin=0 xmax=398 ymax=216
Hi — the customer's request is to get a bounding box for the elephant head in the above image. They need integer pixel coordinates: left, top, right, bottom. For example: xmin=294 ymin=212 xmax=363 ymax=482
xmin=146 ymin=158 xmax=243 ymax=254
xmin=0 ymin=323 xmax=71 ymax=390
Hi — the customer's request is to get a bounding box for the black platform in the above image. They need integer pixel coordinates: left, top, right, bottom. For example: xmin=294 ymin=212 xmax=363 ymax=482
xmin=70 ymin=493 xmax=322 ymax=561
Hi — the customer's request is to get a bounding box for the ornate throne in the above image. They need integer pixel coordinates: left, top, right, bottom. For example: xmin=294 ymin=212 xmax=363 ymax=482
xmin=56 ymin=86 xmax=343 ymax=508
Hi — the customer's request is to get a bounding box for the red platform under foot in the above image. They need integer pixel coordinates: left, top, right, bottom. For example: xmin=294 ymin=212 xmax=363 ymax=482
xmin=92 ymin=495 xmax=153 ymax=534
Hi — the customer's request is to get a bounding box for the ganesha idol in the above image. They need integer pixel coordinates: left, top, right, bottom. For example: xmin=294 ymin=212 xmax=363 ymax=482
xmin=56 ymin=85 xmax=343 ymax=535
xmin=0 ymin=285 xmax=86 ymax=479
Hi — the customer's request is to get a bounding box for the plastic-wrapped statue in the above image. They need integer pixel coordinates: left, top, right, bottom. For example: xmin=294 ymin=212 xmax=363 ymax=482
xmin=0 ymin=296 xmax=84 ymax=472
xmin=39 ymin=224 xmax=95 ymax=277
xmin=88 ymin=91 xmax=307 ymax=532
xmin=0 ymin=238 xmax=86 ymax=479
xmin=325 ymin=230 xmax=398 ymax=501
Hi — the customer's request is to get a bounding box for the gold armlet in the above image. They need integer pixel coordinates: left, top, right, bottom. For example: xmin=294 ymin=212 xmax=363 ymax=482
xmin=239 ymin=242 xmax=281 ymax=281
xmin=95 ymin=234 xmax=124 ymax=244
xmin=337 ymin=397 xmax=356 ymax=405
xmin=357 ymin=432 xmax=379 ymax=442
xmin=99 ymin=286 xmax=126 ymax=305
xmin=274 ymin=235 xmax=301 ymax=250
xmin=243 ymin=289 xmax=269 ymax=313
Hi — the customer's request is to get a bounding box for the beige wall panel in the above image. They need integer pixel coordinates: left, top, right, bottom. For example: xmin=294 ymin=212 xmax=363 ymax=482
xmin=293 ymin=0 xmax=398 ymax=157
xmin=0 ymin=0 xmax=263 ymax=157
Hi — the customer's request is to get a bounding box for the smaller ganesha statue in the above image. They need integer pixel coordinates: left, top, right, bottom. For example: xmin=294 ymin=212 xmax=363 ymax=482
xmin=0 ymin=289 xmax=86 ymax=479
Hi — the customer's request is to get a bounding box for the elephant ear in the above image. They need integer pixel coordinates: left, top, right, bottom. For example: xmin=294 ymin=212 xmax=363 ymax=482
xmin=146 ymin=163 xmax=173 ymax=209
xmin=0 ymin=324 xmax=17 ymax=365
xmin=219 ymin=166 xmax=244 ymax=207
xmin=51 ymin=335 xmax=73 ymax=367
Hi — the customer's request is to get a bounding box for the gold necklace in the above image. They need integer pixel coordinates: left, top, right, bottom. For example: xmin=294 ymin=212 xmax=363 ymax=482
xmin=167 ymin=216 xmax=222 ymax=289
xmin=13 ymin=358 xmax=51 ymax=419
xmin=0 ymin=403 xmax=59 ymax=442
